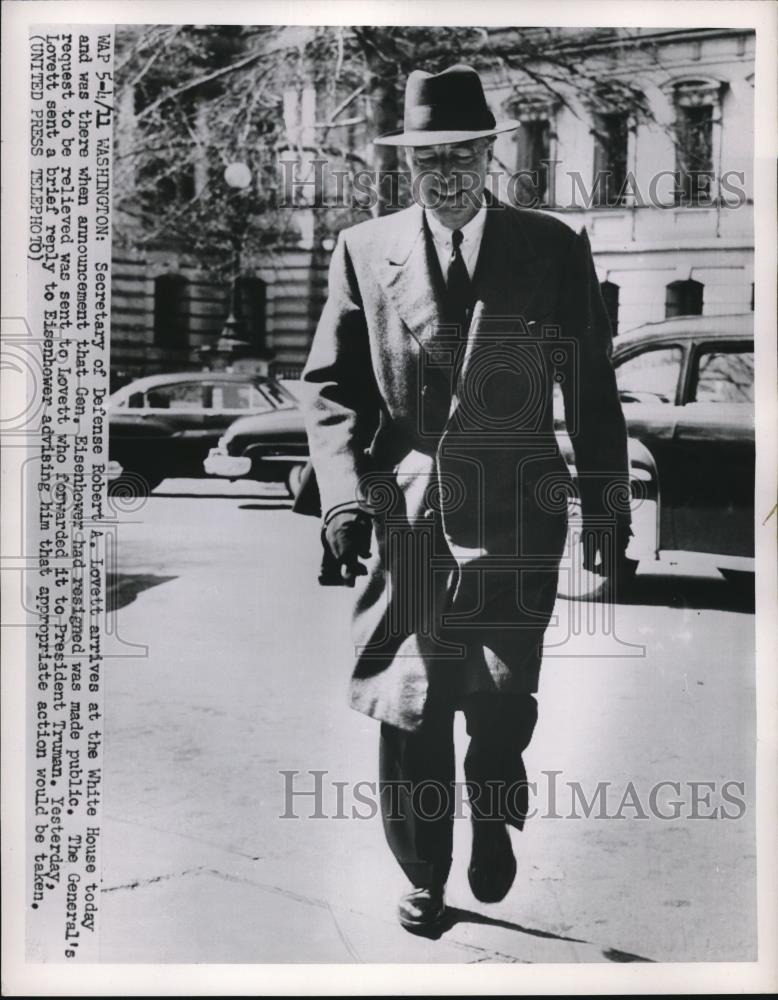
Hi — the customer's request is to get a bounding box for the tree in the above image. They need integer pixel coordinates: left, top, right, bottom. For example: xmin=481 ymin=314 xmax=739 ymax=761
xmin=113 ymin=24 xmax=679 ymax=273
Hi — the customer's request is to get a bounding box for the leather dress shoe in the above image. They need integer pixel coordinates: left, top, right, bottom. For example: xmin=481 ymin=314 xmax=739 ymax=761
xmin=468 ymin=821 xmax=517 ymax=903
xmin=397 ymin=885 xmax=446 ymax=932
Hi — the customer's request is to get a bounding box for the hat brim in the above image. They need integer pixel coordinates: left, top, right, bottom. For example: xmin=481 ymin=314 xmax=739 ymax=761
xmin=372 ymin=120 xmax=519 ymax=147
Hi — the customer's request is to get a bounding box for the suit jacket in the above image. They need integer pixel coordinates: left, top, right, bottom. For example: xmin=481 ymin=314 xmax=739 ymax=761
xmin=301 ymin=194 xmax=630 ymax=731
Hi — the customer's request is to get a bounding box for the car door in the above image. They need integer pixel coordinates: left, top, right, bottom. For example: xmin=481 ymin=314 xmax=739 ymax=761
xmin=612 ymin=341 xmax=688 ymax=550
xmin=108 ymin=387 xmax=173 ymax=481
xmin=670 ymin=340 xmax=755 ymax=558
xmin=142 ymin=381 xmax=211 ymax=476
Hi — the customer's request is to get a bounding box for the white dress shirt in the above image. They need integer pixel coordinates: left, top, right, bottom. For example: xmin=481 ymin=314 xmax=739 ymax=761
xmin=425 ymin=203 xmax=487 ymax=282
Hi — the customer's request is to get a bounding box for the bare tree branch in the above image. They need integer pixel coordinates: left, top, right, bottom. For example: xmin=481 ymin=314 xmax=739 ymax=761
xmin=135 ymin=49 xmax=274 ymax=122
xmin=329 ymin=82 xmax=367 ymax=124
xmin=125 ymin=27 xmax=183 ymax=94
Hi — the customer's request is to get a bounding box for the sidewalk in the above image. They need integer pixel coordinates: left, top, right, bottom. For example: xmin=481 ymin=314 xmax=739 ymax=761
xmin=97 ymin=490 xmax=755 ymax=965
xmin=99 ymin=815 xmax=636 ymax=964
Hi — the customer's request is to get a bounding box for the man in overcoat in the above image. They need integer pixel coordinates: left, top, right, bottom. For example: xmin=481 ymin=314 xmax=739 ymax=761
xmin=300 ymin=64 xmax=632 ymax=931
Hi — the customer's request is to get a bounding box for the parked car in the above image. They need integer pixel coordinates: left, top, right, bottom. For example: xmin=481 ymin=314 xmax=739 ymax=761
xmin=607 ymin=312 xmax=754 ymax=571
xmin=205 ymin=379 xmax=657 ymax=516
xmin=203 ymin=395 xmax=309 ymax=497
xmin=108 ymin=371 xmax=299 ymax=494
xmin=207 ymin=313 xmax=754 ymax=571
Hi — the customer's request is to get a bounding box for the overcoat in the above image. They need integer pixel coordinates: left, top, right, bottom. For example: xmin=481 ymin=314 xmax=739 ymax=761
xmin=301 ymin=194 xmax=630 ymax=732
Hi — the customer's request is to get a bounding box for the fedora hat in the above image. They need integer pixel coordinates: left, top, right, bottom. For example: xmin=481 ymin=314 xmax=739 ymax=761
xmin=373 ymin=64 xmax=519 ymax=147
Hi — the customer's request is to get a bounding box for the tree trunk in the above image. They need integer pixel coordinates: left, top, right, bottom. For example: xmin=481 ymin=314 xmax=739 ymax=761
xmin=369 ymin=73 xmax=400 ymax=216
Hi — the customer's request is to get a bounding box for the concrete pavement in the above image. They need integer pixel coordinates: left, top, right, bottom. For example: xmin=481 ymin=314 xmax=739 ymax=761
xmin=98 ymin=480 xmax=756 ymax=964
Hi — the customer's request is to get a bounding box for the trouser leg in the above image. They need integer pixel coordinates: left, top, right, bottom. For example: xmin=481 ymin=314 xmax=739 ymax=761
xmin=463 ymin=693 xmax=538 ymax=829
xmin=378 ymin=699 xmax=456 ymax=889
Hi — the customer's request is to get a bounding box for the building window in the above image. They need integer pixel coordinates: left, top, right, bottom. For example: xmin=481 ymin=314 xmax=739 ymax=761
xmin=670 ymin=79 xmax=725 ymax=207
xmin=592 ymin=113 xmax=629 ymax=207
xmin=513 ymin=118 xmax=551 ymax=206
xmin=153 ymin=274 xmax=188 ymax=348
xmin=508 ymin=97 xmax=558 ymax=207
xmin=675 ymin=104 xmax=713 ymax=205
xmin=235 ymin=276 xmax=267 ymax=351
xmin=600 ymin=281 xmax=620 ymax=335
xmin=665 ymin=279 xmax=703 ymax=318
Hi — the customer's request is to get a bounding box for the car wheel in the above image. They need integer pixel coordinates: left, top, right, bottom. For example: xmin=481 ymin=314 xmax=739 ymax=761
xmin=286 ymin=463 xmax=305 ymax=499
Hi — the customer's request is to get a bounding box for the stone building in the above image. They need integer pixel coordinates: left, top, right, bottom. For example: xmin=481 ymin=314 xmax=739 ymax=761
xmin=487 ymin=27 xmax=755 ymax=335
xmin=109 ymin=27 xmax=754 ymax=386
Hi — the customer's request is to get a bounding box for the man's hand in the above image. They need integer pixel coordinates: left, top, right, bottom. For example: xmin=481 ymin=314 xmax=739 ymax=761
xmin=324 ymin=509 xmax=374 ymax=587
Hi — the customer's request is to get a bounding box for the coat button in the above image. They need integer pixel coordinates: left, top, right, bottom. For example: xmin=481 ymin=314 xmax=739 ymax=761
xmin=421 ymin=383 xmax=430 ymax=396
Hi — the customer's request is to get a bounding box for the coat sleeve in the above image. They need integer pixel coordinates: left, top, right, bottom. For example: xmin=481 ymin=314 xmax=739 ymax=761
xmin=301 ymin=232 xmax=382 ymax=519
xmin=557 ymin=226 xmax=632 ymax=538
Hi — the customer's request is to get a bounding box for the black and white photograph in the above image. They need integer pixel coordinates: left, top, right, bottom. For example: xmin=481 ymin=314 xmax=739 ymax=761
xmin=2 ymin=0 xmax=777 ymax=993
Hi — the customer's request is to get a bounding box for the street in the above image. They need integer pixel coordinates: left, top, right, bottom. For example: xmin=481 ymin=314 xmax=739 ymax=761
xmin=98 ymin=481 xmax=756 ymax=964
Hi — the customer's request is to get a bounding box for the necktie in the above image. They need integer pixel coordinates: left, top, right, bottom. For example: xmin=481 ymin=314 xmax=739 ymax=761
xmin=446 ymin=228 xmax=472 ymax=339
xmin=422 ymin=227 xmax=473 ymax=434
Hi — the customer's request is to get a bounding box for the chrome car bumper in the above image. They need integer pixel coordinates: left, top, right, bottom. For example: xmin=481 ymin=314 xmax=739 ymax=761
xmin=204 ymin=448 xmax=251 ymax=478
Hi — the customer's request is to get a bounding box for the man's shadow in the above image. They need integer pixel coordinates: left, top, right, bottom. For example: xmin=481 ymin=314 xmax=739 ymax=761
xmin=412 ymin=905 xmax=652 ymax=961
xmin=562 ymin=571 xmax=754 ymax=614
xmin=238 ymin=502 xmax=293 ymax=511
xmin=107 ymin=572 xmax=177 ymax=612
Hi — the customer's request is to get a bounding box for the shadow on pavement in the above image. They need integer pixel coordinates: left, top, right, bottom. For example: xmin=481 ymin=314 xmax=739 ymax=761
xmin=238 ymin=502 xmax=293 ymax=511
xmin=602 ymin=945 xmax=654 ymax=962
xmin=150 ymin=478 xmax=291 ymax=502
xmin=107 ymin=573 xmax=177 ymax=612
xmin=563 ymin=572 xmax=754 ymax=614
xmin=152 ymin=491 xmax=289 ymax=501
xmin=414 ymin=906 xmax=652 ymax=961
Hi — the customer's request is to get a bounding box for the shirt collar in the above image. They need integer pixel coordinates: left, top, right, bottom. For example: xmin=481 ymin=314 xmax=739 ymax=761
xmin=425 ymin=202 xmax=487 ymax=248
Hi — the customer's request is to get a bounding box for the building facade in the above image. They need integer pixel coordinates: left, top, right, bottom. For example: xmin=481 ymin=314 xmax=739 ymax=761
xmin=109 ymin=27 xmax=754 ymax=385
xmin=488 ymin=27 xmax=754 ymax=336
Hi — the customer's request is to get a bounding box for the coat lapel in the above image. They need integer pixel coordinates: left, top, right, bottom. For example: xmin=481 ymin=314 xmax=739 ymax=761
xmin=379 ymin=195 xmax=551 ymax=353
xmin=442 ymin=199 xmax=553 ymax=437
xmin=455 ymin=198 xmax=551 ymax=387
xmin=470 ymin=194 xmax=550 ymax=331
xmin=379 ymin=202 xmax=447 ymax=349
